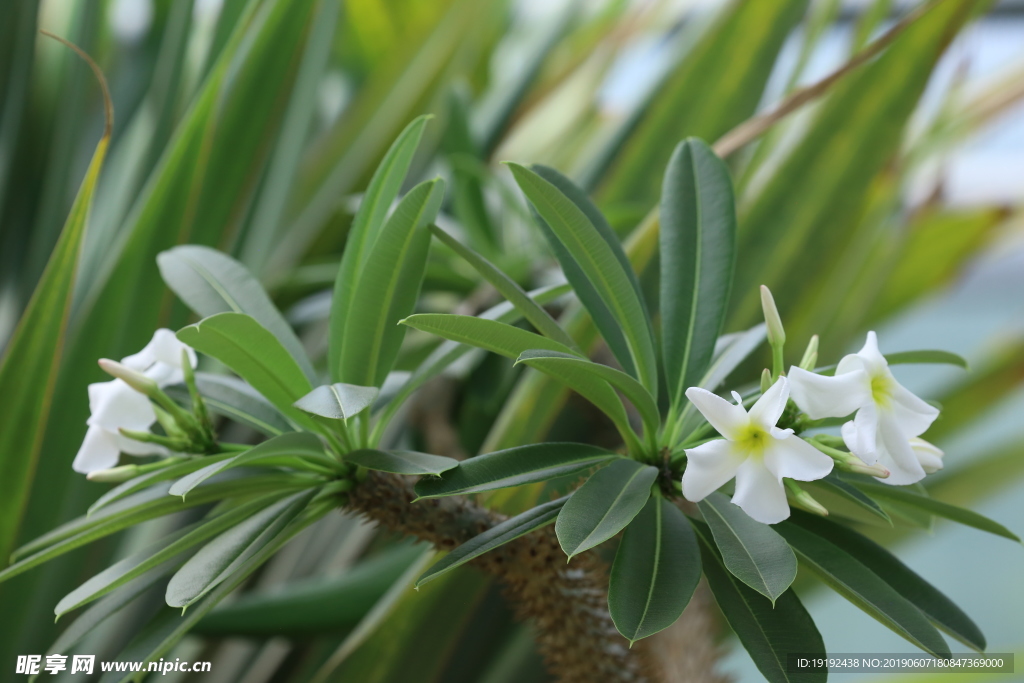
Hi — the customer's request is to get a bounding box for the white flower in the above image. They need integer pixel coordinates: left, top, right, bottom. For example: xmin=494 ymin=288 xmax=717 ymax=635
xmin=73 ymin=330 xmax=196 ymax=474
xmin=788 ymin=331 xmax=939 ymax=486
xmin=682 ymin=377 xmax=834 ymax=524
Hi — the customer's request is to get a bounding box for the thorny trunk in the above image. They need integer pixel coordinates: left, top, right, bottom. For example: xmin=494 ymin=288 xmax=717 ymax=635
xmin=347 ymin=471 xmax=727 ymax=683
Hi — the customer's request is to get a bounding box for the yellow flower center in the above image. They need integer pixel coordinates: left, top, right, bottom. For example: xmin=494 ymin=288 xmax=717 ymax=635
xmin=737 ymin=424 xmax=769 ymax=458
xmin=870 ymin=373 xmax=893 ymax=407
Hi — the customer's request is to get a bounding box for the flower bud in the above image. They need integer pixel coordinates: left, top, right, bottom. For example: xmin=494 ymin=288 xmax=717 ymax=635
xmin=760 ymin=285 xmax=786 ymax=347
xmin=760 ymin=368 xmax=772 ymax=393
xmin=786 ymin=481 xmax=829 ymax=517
xmin=86 ymin=464 xmax=140 ymax=483
xmin=799 ymin=335 xmax=819 ymax=370
xmin=98 ymin=359 xmax=158 ymax=397
xmin=843 ymin=459 xmax=890 ymax=478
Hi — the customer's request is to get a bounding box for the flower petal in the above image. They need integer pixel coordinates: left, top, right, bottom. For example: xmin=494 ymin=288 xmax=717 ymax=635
xmin=763 ymin=435 xmax=834 ymax=482
xmin=875 ymin=413 xmax=927 ymax=485
xmin=787 ymin=366 xmax=870 ymax=419
xmin=910 ymin=438 xmax=944 ymax=474
xmin=887 ymin=380 xmax=939 ymax=438
xmin=748 ymin=376 xmax=790 ymax=430
xmin=685 ymin=387 xmax=749 ymax=440
xmin=72 ymin=425 xmax=121 ymax=474
xmin=841 ymin=402 xmax=880 ymax=465
xmin=682 ymin=439 xmax=746 ymax=502
xmin=855 ymin=331 xmax=888 ymax=374
xmin=122 ymin=328 xmax=196 ymax=374
xmin=731 ymin=459 xmax=791 ymax=524
xmin=87 ymin=380 xmax=156 ymax=431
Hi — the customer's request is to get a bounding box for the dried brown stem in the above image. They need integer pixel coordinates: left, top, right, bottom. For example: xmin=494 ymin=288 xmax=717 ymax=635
xmin=712 ymin=0 xmax=941 ymax=158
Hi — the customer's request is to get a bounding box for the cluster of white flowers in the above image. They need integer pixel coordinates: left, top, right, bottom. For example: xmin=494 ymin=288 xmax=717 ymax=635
xmin=683 ymin=331 xmax=943 ymax=524
xmin=73 ymin=330 xmax=196 ymax=475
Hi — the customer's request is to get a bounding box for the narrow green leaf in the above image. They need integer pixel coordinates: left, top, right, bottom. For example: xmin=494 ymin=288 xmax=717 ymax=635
xmin=193 ymin=543 xmax=425 ymax=637
xmin=812 ymin=473 xmax=892 ymax=525
xmin=609 ymin=496 xmax=701 ymax=643
xmin=329 ymin=116 xmax=431 ymax=381
xmin=555 ymin=459 xmax=658 ymax=559
xmin=0 ymin=133 xmax=107 ymax=561
xmin=790 ymin=511 xmax=985 ymax=651
xmin=177 ymin=372 xmax=294 ymax=436
xmin=88 ymin=453 xmax=239 ymax=516
xmin=157 ymin=245 xmax=316 ymax=381
xmin=165 ymin=490 xmax=315 ymax=608
xmin=338 ymin=178 xmax=446 ymax=387
xmin=693 ymin=520 xmax=826 ymax=683
xmin=528 ymin=167 xmax=636 ymax=379
xmin=416 ymin=496 xmax=569 ymax=588
xmin=698 ymin=492 xmax=797 ymax=603
xmin=516 ymin=349 xmax=661 ymax=440
xmin=103 ymin=503 xmax=329 ymax=682
xmin=5 ymin=476 xmax=304 ymax=580
xmin=294 ymin=383 xmax=379 ymax=420
xmin=508 ymin=163 xmax=657 ymax=394
xmin=343 ymin=449 xmax=459 ymax=476
xmin=429 ymin=224 xmax=577 ymax=349
xmin=660 ymin=138 xmax=737 ymax=412
xmin=415 ymin=443 xmax=618 ymax=499
xmin=378 ymin=284 xmax=570 ymax=428
xmin=883 ymin=349 xmax=969 ymax=369
xmin=775 ymin=519 xmax=951 ymax=657
xmin=851 ymin=480 xmax=1019 ymax=541
xmin=402 ymin=313 xmax=579 ymax=359
xmin=169 ymin=432 xmax=329 ymax=498
xmin=176 ymin=312 xmax=316 ymax=430
xmin=57 ymin=494 xmax=287 ymax=617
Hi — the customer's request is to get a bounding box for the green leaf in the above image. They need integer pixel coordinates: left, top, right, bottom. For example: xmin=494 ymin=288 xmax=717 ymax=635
xmin=294 ymin=383 xmax=379 ymax=420
xmin=528 ymin=166 xmax=638 ymax=379
xmin=56 ymin=494 xmax=287 ymax=617
xmin=0 ymin=132 xmax=107 ymax=561
xmin=555 ymin=459 xmax=658 ymax=559
xmin=790 ymin=511 xmax=985 ymax=651
xmin=329 ymin=116 xmax=431 ymax=381
xmin=698 ymin=492 xmax=797 ymax=604
xmin=416 ymin=496 xmax=568 ymax=588
xmin=180 ymin=372 xmax=294 ymax=436
xmin=343 ymin=449 xmax=459 ymax=476
xmin=165 ymin=490 xmax=315 ymax=608
xmin=377 ymin=284 xmax=570 ymax=429
xmin=429 ymin=224 xmax=577 ymax=349
xmin=5 ymin=476 xmax=304 ymax=581
xmin=775 ymin=519 xmax=951 ymax=657
xmin=851 ymin=480 xmax=1019 ymax=541
xmin=156 ymin=245 xmax=316 ymax=381
xmin=414 ymin=443 xmax=619 ymax=499
xmin=592 ymin=0 xmax=808 ymax=205
xmin=608 ymin=496 xmax=701 ymax=644
xmin=176 ymin=312 xmax=316 ymax=430
xmin=193 ymin=543 xmax=425 ymax=637
xmin=884 ymin=349 xmax=969 ymax=370
xmin=402 ymin=316 xmax=637 ymax=450
xmin=168 ymin=432 xmax=330 ymax=499
xmin=516 ymin=350 xmax=661 ymax=441
xmin=88 ymin=453 xmax=239 ymax=516
xmin=508 ymin=163 xmax=658 ymax=394
xmin=401 ymin=313 xmax=579 ymax=359
xmin=103 ymin=503 xmax=329 ymax=682
xmin=660 ymin=138 xmax=737 ymax=413
xmin=693 ymin=520 xmax=826 ymax=683
xmin=337 ymin=178 xmax=446 ymax=387
xmin=811 ymin=473 xmax=892 ymax=525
